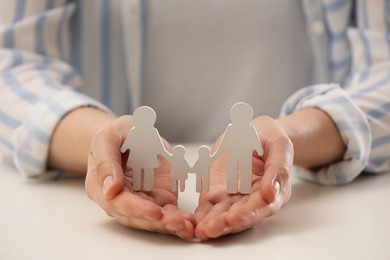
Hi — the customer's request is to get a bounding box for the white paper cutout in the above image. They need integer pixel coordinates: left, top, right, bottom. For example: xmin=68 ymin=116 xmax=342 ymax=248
xmin=120 ymin=102 xmax=263 ymax=194
xmin=212 ymin=102 xmax=264 ymax=194
xmin=167 ymin=145 xmax=191 ymax=192
xmin=192 ymin=145 xmax=213 ymax=193
xmin=120 ymin=106 xmax=171 ymax=191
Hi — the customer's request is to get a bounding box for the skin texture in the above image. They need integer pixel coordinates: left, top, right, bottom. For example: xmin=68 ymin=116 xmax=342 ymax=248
xmin=48 ymin=106 xmax=345 ymax=240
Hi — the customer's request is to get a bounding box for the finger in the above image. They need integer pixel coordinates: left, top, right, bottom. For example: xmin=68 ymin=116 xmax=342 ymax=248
xmin=194 ymin=194 xmax=248 ymax=240
xmin=224 ymin=191 xmax=276 ymax=227
xmin=91 ymin=134 xmax=124 ymax=199
xmin=195 ymin=192 xmax=278 ymax=240
xmin=195 ymin=201 xmax=255 ymax=240
xmin=176 ymin=220 xmax=196 ymax=239
xmin=194 ymin=201 xmax=213 ymax=222
xmin=161 ymin=138 xmax=173 ymax=153
xmin=166 ymin=204 xmax=197 ymax=228
xmin=196 ymin=214 xmax=229 ymax=240
xmin=183 ymin=212 xmax=197 ymax=228
xmin=85 ymin=155 xmax=107 ymax=201
xmin=118 ymin=196 xmax=195 ymax=239
xmin=91 ymin=116 xmax=133 ymax=199
xmin=252 ymin=154 xmax=264 ymax=175
xmin=162 ymin=205 xmax=196 ymax=239
xmin=194 ymin=189 xmax=236 ymax=221
xmin=261 ymin=164 xmax=287 ymax=203
xmin=111 ymin=191 xmax=164 ymax=220
xmin=195 ymin=201 xmax=232 ymax=240
xmin=87 ymin=179 xmax=195 ymax=239
xmin=253 ymin=117 xmax=293 ymax=203
xmin=195 ymin=201 xmax=231 ymax=225
xmin=111 ymin=200 xmax=195 ymax=239
xmin=113 ymin=209 xmax=195 ymax=239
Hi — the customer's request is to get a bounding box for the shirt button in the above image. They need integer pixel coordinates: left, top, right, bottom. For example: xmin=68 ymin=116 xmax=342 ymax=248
xmin=311 ymin=20 xmax=325 ymax=35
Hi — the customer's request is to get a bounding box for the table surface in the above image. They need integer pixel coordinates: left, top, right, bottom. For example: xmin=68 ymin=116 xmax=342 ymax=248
xmin=1 ymin=145 xmax=390 ymax=260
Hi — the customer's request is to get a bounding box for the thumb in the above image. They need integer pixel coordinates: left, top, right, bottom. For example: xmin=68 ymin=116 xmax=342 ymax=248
xmin=97 ymin=156 xmax=125 ymax=200
xmin=260 ymin=165 xmax=287 ymax=203
xmin=252 ymin=116 xmax=293 ymax=204
xmin=92 ymin=127 xmax=126 ymax=200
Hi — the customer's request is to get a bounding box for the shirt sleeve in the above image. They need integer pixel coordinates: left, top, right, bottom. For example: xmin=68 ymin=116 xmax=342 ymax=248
xmin=0 ymin=1 xmax=111 ymax=180
xmin=281 ymin=3 xmax=390 ymax=185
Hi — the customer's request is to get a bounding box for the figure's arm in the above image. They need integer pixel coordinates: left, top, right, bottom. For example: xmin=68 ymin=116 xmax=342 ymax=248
xmin=210 ymin=125 xmax=229 ymax=158
xmin=186 ymin=160 xmax=192 ymax=174
xmin=159 ymin=141 xmax=173 ymax=161
xmin=213 ymin=141 xmax=224 ymax=159
xmin=163 ymin=154 xmax=173 ymax=165
xmin=190 ymin=162 xmax=197 ymax=173
xmin=162 ymin=149 xmax=173 ymax=161
xmin=120 ymin=128 xmax=135 ymax=154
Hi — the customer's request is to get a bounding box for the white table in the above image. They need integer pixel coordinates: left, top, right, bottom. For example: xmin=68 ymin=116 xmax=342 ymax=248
xmin=1 ymin=145 xmax=390 ymax=260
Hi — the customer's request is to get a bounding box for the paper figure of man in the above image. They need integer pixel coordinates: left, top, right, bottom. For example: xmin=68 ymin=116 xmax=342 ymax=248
xmin=192 ymin=145 xmax=214 ymax=193
xmin=213 ymin=102 xmax=263 ymax=194
xmin=120 ymin=106 xmax=170 ymax=191
xmin=167 ymin=145 xmax=191 ymax=192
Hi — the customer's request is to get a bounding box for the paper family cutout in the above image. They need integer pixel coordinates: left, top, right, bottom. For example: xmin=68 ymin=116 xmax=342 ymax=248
xmin=120 ymin=102 xmax=263 ymax=194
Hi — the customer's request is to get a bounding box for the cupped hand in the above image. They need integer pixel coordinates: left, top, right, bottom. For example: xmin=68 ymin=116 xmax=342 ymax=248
xmin=195 ymin=116 xmax=293 ymax=240
xmin=85 ymin=116 xmax=195 ymax=239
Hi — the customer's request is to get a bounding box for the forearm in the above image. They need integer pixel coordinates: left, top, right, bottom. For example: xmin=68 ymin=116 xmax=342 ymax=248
xmin=276 ymin=108 xmax=346 ymax=169
xmin=48 ymin=107 xmax=116 ymax=175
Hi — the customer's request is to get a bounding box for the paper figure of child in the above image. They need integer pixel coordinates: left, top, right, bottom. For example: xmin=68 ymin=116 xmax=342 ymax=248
xmin=192 ymin=145 xmax=214 ymax=193
xmin=120 ymin=106 xmax=170 ymax=191
xmin=213 ymin=102 xmax=263 ymax=194
xmin=167 ymin=145 xmax=191 ymax=192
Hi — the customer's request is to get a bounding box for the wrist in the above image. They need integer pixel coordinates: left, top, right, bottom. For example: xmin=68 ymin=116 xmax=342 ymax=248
xmin=48 ymin=107 xmax=116 ymax=174
xmin=276 ymin=108 xmax=346 ymax=168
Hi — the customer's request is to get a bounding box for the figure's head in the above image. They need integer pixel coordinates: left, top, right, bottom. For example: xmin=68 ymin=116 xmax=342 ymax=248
xmin=198 ymin=145 xmax=210 ymax=156
xmin=133 ymin=106 xmax=156 ymax=128
xmin=173 ymin=145 xmax=186 ymax=156
xmin=229 ymin=102 xmax=254 ymax=124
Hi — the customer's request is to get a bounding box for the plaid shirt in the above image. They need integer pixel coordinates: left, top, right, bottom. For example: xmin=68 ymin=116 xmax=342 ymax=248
xmin=0 ymin=0 xmax=389 ymax=184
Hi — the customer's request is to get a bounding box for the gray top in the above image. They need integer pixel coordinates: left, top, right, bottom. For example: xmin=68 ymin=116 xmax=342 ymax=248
xmin=143 ymin=0 xmax=312 ymax=142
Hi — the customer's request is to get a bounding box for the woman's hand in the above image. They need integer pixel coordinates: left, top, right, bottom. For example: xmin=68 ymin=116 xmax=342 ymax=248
xmin=85 ymin=116 xmax=195 ymax=239
xmin=194 ymin=116 xmax=293 ymax=240
xmin=52 ymin=106 xmax=342 ymax=241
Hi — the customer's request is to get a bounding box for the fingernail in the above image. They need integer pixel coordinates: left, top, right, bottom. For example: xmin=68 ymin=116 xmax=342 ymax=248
xmin=103 ymin=175 xmax=113 ymax=197
xmin=273 ymin=180 xmax=280 ymax=196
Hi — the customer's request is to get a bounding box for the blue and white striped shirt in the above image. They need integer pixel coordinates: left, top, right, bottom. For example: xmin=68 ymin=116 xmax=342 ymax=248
xmin=0 ymin=0 xmax=389 ymax=185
